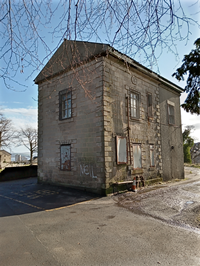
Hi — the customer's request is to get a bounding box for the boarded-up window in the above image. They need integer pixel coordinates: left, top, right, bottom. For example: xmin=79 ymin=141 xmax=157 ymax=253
xmin=130 ymin=92 xmax=140 ymax=119
xmin=147 ymin=93 xmax=153 ymax=117
xmin=60 ymin=145 xmax=71 ymax=170
xmin=133 ymin=144 xmax=142 ymax=169
xmin=168 ymin=103 xmax=175 ymax=125
xmin=116 ymin=136 xmax=127 ymax=164
xmin=150 ymin=145 xmax=155 ymax=167
xmin=59 ymin=88 xmax=72 ymax=120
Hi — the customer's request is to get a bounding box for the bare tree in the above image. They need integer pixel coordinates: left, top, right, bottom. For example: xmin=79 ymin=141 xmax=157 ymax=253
xmin=0 ymin=113 xmax=13 ymax=149
xmin=0 ymin=0 xmax=199 ymax=90
xmin=16 ymin=126 xmax=38 ymax=165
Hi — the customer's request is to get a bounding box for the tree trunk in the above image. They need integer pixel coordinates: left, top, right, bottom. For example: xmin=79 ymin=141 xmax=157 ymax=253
xmin=30 ymin=143 xmax=33 ymax=165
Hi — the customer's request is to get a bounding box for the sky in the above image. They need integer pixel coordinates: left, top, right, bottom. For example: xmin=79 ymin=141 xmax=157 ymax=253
xmin=0 ymin=0 xmax=200 ymax=154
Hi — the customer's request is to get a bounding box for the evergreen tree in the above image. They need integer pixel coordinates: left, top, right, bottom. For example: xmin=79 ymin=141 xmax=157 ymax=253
xmin=173 ymin=38 xmax=200 ymax=114
xmin=182 ymin=126 xmax=194 ymax=163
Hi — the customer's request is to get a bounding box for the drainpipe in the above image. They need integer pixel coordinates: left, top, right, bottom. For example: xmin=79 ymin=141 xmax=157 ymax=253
xmin=126 ymin=96 xmax=131 ymax=165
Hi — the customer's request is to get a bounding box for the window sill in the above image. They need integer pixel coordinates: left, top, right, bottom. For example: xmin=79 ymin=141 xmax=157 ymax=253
xmin=58 ymin=118 xmax=74 ymax=124
xmin=131 ymin=169 xmax=143 ymax=175
xmin=130 ymin=117 xmax=140 ymax=122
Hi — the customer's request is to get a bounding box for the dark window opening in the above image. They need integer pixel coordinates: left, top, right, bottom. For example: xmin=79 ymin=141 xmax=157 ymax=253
xmin=147 ymin=93 xmax=153 ymax=117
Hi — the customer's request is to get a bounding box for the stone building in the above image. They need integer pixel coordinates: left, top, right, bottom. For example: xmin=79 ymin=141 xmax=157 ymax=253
xmin=0 ymin=150 xmax=11 ymax=169
xmin=35 ymin=40 xmax=184 ymax=195
xmin=191 ymin=143 xmax=200 ymax=164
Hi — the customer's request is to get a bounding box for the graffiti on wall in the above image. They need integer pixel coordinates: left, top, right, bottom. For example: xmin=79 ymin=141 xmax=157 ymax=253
xmin=80 ymin=163 xmax=97 ymax=178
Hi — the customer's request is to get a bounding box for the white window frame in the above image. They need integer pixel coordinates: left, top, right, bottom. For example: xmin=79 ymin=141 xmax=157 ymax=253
xmin=167 ymin=100 xmax=175 ymax=125
xmin=130 ymin=91 xmax=140 ymax=119
xmin=59 ymin=88 xmax=72 ymax=120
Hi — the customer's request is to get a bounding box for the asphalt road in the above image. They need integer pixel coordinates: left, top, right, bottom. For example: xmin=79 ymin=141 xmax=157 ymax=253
xmin=115 ymin=167 xmax=200 ymax=231
xmin=0 ymin=178 xmax=96 ymax=217
xmin=0 ymin=169 xmax=200 ymax=266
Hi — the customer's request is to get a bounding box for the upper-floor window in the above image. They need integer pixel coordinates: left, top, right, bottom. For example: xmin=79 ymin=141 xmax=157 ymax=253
xmin=59 ymin=88 xmax=72 ymax=120
xmin=147 ymin=93 xmax=153 ymax=117
xmin=130 ymin=91 xmax=140 ymax=119
xmin=167 ymin=101 xmax=175 ymax=125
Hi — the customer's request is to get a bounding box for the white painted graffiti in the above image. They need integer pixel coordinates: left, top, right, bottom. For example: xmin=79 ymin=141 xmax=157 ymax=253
xmin=80 ymin=164 xmax=97 ymax=178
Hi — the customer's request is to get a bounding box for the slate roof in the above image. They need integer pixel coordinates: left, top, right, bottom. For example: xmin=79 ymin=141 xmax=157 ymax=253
xmin=35 ymin=40 xmax=183 ymax=93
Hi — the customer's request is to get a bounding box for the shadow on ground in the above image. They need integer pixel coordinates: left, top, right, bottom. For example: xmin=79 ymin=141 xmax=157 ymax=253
xmin=0 ymin=178 xmax=97 ymax=217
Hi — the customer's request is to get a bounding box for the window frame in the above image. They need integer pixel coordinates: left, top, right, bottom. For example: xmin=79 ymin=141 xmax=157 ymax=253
xmin=167 ymin=101 xmax=175 ymax=125
xmin=60 ymin=144 xmax=71 ymax=171
xmin=116 ymin=136 xmax=128 ymax=165
xmin=59 ymin=88 xmax=72 ymax=120
xmin=147 ymin=93 xmax=153 ymax=118
xmin=132 ymin=144 xmax=142 ymax=169
xmin=129 ymin=90 xmax=140 ymax=120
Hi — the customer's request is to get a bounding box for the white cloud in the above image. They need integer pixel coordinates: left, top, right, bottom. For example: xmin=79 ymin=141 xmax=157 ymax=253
xmin=1 ymin=107 xmax=37 ymax=129
xmin=0 ymin=106 xmax=38 ymax=153
xmin=181 ymin=109 xmax=200 ymax=143
xmin=180 ymin=92 xmax=200 ymax=143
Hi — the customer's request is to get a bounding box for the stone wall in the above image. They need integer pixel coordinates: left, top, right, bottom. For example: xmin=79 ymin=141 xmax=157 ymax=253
xmin=0 ymin=166 xmax=37 ymax=182
xmin=190 ymin=143 xmax=200 ymax=164
xmin=103 ymin=55 xmax=162 ymax=191
xmin=159 ymin=85 xmax=184 ymax=181
xmin=38 ymin=52 xmax=184 ymax=195
xmin=0 ymin=151 xmax=11 ymax=169
xmin=38 ymin=58 xmax=105 ymax=194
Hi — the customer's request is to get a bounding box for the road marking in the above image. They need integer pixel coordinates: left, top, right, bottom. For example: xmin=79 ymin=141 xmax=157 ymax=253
xmin=0 ymin=194 xmax=45 ymax=211
xmin=0 ymin=194 xmax=99 ymax=212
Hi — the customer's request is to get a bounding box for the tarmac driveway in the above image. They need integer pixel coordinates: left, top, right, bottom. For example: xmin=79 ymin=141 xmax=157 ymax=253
xmin=0 ymin=169 xmax=200 ymax=266
xmin=0 ymin=178 xmax=96 ymax=217
xmin=114 ymin=167 xmax=200 ymax=231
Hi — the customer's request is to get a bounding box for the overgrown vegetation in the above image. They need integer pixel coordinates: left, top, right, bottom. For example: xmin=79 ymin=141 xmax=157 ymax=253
xmin=173 ymin=38 xmax=200 ymax=114
xmin=182 ymin=126 xmax=194 ymax=163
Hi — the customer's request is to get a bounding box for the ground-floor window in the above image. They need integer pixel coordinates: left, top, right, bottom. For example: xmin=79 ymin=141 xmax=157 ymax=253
xmin=60 ymin=145 xmax=71 ymax=170
xmin=116 ymin=136 xmax=127 ymax=164
xmin=133 ymin=144 xmax=142 ymax=169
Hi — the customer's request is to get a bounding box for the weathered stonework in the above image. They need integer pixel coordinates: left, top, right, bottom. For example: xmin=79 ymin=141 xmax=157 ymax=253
xmin=0 ymin=150 xmax=11 ymax=169
xmin=35 ymin=40 xmax=184 ymax=195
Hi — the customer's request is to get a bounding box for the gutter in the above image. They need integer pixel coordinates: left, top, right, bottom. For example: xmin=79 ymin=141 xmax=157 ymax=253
xmin=107 ymin=47 xmax=184 ymax=94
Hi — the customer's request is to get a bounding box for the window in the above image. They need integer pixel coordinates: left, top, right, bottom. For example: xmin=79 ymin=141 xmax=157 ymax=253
xmin=133 ymin=144 xmax=142 ymax=169
xmin=60 ymin=145 xmax=71 ymax=170
xmin=116 ymin=136 xmax=127 ymax=164
xmin=168 ymin=102 xmax=175 ymax=125
xmin=130 ymin=91 xmax=140 ymax=119
xmin=150 ymin=145 xmax=155 ymax=167
xmin=59 ymin=89 xmax=72 ymax=120
xmin=147 ymin=93 xmax=153 ymax=117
